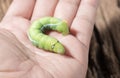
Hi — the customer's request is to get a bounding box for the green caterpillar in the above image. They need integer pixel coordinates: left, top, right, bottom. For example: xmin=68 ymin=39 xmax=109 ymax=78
xmin=28 ymin=17 xmax=69 ymax=54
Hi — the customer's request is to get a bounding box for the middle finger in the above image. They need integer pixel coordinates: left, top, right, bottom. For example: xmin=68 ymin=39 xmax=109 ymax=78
xmin=31 ymin=0 xmax=58 ymax=21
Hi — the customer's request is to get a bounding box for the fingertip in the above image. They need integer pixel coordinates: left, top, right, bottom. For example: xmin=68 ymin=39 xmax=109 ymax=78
xmin=3 ymin=0 xmax=36 ymax=20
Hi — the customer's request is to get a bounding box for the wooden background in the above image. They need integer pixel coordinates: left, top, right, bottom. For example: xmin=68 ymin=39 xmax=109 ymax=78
xmin=0 ymin=0 xmax=120 ymax=78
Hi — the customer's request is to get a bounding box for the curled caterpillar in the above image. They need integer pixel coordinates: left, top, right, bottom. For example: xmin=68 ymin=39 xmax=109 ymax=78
xmin=28 ymin=17 xmax=69 ymax=54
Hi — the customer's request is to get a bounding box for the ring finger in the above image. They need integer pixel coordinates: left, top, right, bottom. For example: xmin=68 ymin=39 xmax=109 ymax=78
xmin=54 ymin=0 xmax=81 ymax=26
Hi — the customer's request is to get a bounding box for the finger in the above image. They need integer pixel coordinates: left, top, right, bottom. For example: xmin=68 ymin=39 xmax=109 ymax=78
xmin=49 ymin=32 xmax=88 ymax=64
xmin=63 ymin=35 xmax=89 ymax=64
xmin=54 ymin=0 xmax=81 ymax=26
xmin=31 ymin=0 xmax=58 ymax=21
xmin=3 ymin=0 xmax=36 ymax=20
xmin=71 ymin=0 xmax=99 ymax=47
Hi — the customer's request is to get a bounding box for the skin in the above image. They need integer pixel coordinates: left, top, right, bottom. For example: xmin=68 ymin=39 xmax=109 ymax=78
xmin=28 ymin=17 xmax=69 ymax=54
xmin=0 ymin=0 xmax=99 ymax=78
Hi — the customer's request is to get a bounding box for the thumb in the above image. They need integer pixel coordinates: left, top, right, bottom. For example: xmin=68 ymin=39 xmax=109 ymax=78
xmin=0 ymin=28 xmax=34 ymax=71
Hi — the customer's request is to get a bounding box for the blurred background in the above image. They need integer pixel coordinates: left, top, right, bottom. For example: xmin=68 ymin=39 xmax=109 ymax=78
xmin=0 ymin=0 xmax=120 ymax=78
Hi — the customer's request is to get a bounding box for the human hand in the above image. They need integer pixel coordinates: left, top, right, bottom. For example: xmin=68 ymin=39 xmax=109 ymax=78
xmin=0 ymin=0 xmax=99 ymax=78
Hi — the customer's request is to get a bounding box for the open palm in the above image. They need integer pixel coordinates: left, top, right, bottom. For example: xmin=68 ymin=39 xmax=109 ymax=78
xmin=0 ymin=0 xmax=98 ymax=78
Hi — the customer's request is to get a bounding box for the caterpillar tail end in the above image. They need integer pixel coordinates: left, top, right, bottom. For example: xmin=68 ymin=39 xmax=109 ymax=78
xmin=53 ymin=43 xmax=65 ymax=54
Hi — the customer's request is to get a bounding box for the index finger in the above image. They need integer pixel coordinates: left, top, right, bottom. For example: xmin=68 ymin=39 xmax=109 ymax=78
xmin=2 ymin=0 xmax=36 ymax=21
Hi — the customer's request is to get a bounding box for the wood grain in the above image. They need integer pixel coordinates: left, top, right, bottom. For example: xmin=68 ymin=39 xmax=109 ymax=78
xmin=87 ymin=0 xmax=120 ymax=78
xmin=0 ymin=0 xmax=12 ymax=21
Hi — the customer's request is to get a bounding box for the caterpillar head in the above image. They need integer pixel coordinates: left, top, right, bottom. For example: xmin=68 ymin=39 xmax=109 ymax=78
xmin=53 ymin=43 xmax=65 ymax=54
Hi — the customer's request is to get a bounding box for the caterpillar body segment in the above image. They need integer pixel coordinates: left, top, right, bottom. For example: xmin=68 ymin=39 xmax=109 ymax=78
xmin=28 ymin=17 xmax=69 ymax=54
